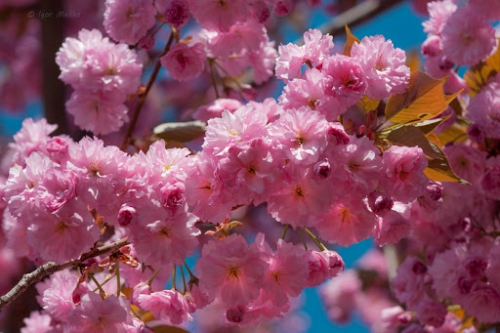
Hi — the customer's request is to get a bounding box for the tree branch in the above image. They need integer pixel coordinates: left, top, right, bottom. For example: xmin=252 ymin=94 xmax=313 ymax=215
xmin=319 ymin=0 xmax=405 ymax=37
xmin=120 ymin=32 xmax=175 ymax=151
xmin=41 ymin=0 xmax=69 ymax=135
xmin=0 ymin=237 xmax=129 ymax=313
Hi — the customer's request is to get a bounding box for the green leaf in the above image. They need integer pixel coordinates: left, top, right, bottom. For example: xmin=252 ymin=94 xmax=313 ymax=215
xmin=385 ymin=71 xmax=457 ymax=124
xmin=154 ymin=121 xmax=206 ymax=143
xmin=342 ymin=25 xmax=360 ymax=56
xmin=151 ymin=325 xmax=190 ymax=333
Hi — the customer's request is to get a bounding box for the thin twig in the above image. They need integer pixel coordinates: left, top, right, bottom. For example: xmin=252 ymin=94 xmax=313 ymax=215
xmin=120 ymin=32 xmax=175 ymax=151
xmin=281 ymin=224 xmax=289 ymax=240
xmin=0 ymin=237 xmax=129 ymax=313
xmin=297 ymin=227 xmax=308 ymax=250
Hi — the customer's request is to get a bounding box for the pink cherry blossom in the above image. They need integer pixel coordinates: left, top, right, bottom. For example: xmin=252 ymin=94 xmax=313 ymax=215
xmin=203 ymin=104 xmax=268 ymax=156
xmin=193 ymin=98 xmax=243 ymax=122
xmin=422 ymin=0 xmax=457 ymax=35
xmin=415 ymin=297 xmax=447 ymax=327
xmin=196 ymin=234 xmax=268 ymax=308
xmin=67 ymin=292 xmax=131 ymax=332
xmin=266 ymin=166 xmax=332 ymax=228
xmin=161 ymin=42 xmax=207 ymax=82
xmin=35 ymin=270 xmax=81 ymax=322
xmin=322 ymin=54 xmax=367 ymax=110
xmin=103 ymin=0 xmax=156 ymax=45
xmin=444 ymin=144 xmax=486 ymax=184
xmin=128 ymin=199 xmax=199 ymax=266
xmin=279 ymin=68 xmax=341 ymax=121
xmin=259 ymin=238 xmax=309 ymax=307
xmin=468 ymin=0 xmax=500 ymax=21
xmin=65 ymin=89 xmax=129 ymax=136
xmin=320 ymin=270 xmax=361 ymax=323
xmin=441 ymin=7 xmax=497 ymax=66
xmin=9 ymin=118 xmax=57 ymax=164
xmin=156 ymin=0 xmax=190 ymax=28
xmin=137 ymin=290 xmax=192 ymax=324
xmin=275 ymin=29 xmax=333 ymax=81
xmin=57 ymin=29 xmax=142 ymax=95
xmin=351 ymin=35 xmax=410 ymax=100
xmin=460 ymin=284 xmax=500 ymax=323
xmin=380 ymin=145 xmax=428 ymax=203
xmin=467 ymin=75 xmax=500 ymax=139
xmin=392 ymin=257 xmax=428 ymax=309
xmin=373 ymin=211 xmax=410 ymax=246
xmin=21 ymin=311 xmax=53 ymax=333
xmin=315 ymin=196 xmax=377 ymax=247
xmin=304 ymin=250 xmax=345 ymax=287
xmin=189 ymin=0 xmax=249 ymax=32
xmin=27 ymin=200 xmax=99 ymax=264
xmin=268 ymin=107 xmax=329 ymax=165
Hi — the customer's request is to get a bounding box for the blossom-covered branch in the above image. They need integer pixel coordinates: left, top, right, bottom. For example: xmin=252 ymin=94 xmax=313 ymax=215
xmin=0 ymin=237 xmax=129 ymax=313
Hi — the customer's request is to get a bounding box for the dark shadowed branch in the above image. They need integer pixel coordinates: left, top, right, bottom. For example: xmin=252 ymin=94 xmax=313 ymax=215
xmin=41 ymin=0 xmax=68 ymax=135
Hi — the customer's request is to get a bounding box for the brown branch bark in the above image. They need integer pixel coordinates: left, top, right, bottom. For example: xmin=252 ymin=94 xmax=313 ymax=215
xmin=0 ymin=237 xmax=129 ymax=313
xmin=40 ymin=0 xmax=68 ymax=136
xmin=319 ymin=0 xmax=405 ymax=37
xmin=120 ymin=32 xmax=175 ymax=151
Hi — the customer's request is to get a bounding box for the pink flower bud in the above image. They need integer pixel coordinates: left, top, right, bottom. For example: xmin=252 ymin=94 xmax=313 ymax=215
xmin=118 ymin=204 xmax=137 ymax=227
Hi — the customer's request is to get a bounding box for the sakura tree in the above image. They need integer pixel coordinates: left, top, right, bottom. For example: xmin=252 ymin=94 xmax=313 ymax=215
xmin=0 ymin=0 xmax=499 ymax=332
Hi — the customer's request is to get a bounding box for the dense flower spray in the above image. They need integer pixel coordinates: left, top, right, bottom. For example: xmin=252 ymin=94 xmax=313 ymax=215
xmin=0 ymin=0 xmax=500 ymax=332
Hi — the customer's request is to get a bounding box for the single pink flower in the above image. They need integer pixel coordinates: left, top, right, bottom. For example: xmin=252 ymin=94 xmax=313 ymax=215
xmin=196 ymin=234 xmax=268 ymax=308
xmin=137 ymin=290 xmax=193 ymax=324
xmin=315 ymin=197 xmax=377 ymax=247
xmin=21 ymin=311 xmax=53 ymax=333
xmin=103 ymin=0 xmax=156 ymax=45
xmin=157 ymin=0 xmax=190 ymax=28
xmin=351 ymin=35 xmax=409 ymax=100
xmin=373 ymin=211 xmax=410 ymax=246
xmin=422 ymin=0 xmax=456 ymax=35
xmin=161 ymin=42 xmax=207 ymax=81
xmin=67 ymin=292 xmax=130 ymax=332
xmin=322 ymin=54 xmax=367 ymax=109
xmin=304 ymin=250 xmax=345 ymax=287
xmin=189 ymin=0 xmax=249 ymax=32
xmin=441 ymin=6 xmax=497 ymax=66
xmin=380 ymin=145 xmax=428 ymax=203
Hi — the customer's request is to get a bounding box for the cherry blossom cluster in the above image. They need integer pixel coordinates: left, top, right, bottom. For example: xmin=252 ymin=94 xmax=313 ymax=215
xmin=55 ymin=29 xmax=143 ymax=135
xmin=420 ymin=0 xmax=498 ymax=96
xmin=1 ymin=23 xmax=426 ymax=332
xmin=317 ymin=1 xmax=500 ymax=332
xmin=4 ymin=0 xmax=500 ymax=332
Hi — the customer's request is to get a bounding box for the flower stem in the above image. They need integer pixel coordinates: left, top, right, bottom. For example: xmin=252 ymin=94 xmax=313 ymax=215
xmin=281 ymin=224 xmax=290 ymax=240
xmin=89 ymin=273 xmax=106 ymax=299
xmin=208 ymin=58 xmax=220 ymax=99
xmin=180 ymin=266 xmax=187 ymax=293
xmin=115 ymin=262 xmax=121 ymax=297
xmin=172 ymin=265 xmax=177 ymax=291
xmin=303 ymin=228 xmax=327 ymax=251
xmin=297 ymin=227 xmax=308 ymax=250
xmin=147 ymin=268 xmax=162 ymax=286
xmin=120 ymin=32 xmax=175 ymax=151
